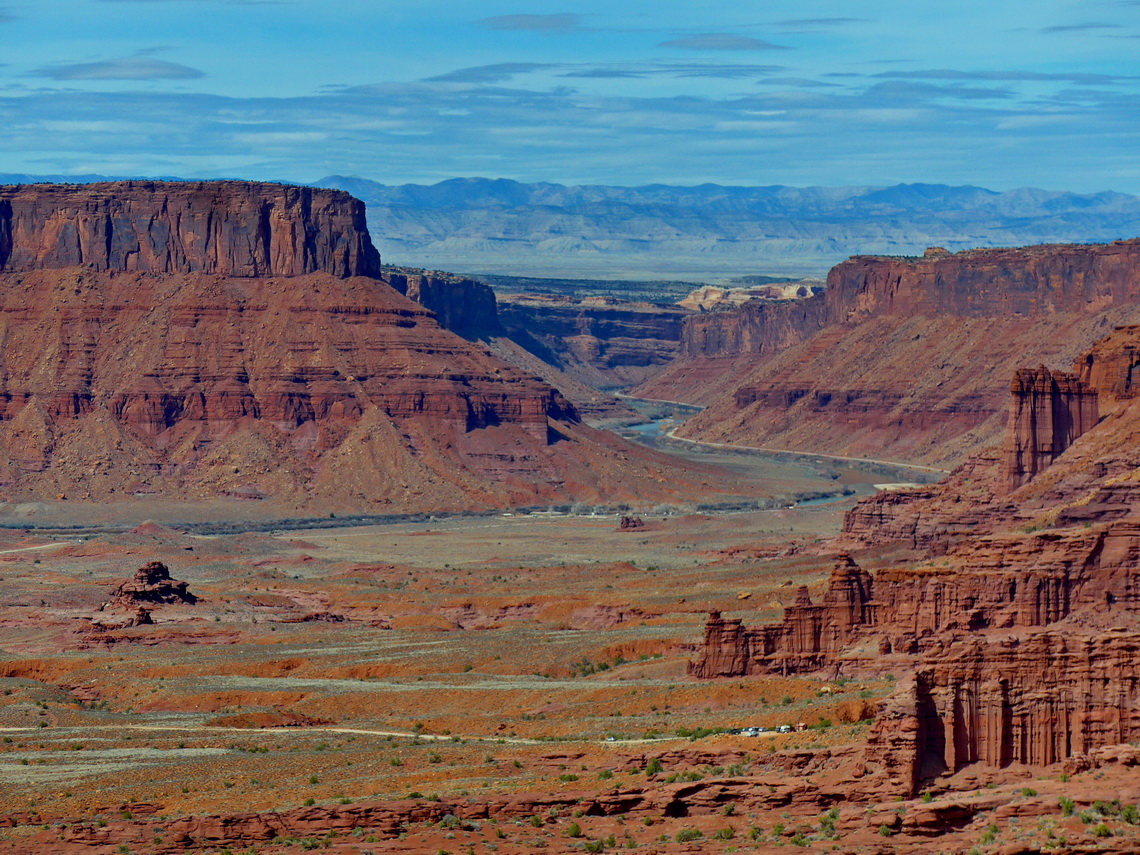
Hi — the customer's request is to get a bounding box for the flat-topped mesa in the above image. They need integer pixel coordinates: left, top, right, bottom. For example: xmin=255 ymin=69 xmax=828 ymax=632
xmin=1000 ymin=366 xmax=1099 ymax=494
xmin=0 ymin=181 xmax=381 ymax=278
xmin=827 ymin=239 xmax=1140 ymax=325
xmin=672 ymin=239 xmax=1140 ymax=365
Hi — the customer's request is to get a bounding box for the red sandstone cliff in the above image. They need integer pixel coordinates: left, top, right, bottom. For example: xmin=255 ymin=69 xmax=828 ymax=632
xmin=0 ymin=181 xmax=381 ymax=278
xmin=641 ymin=239 xmax=1140 ymax=466
xmin=1000 ymin=366 xmax=1099 ymax=494
xmin=384 ymin=268 xmax=503 ymax=340
xmin=497 ymin=295 xmax=687 ymax=391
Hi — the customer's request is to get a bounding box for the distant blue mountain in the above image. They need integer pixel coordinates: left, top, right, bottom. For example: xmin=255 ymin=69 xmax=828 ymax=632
xmin=315 ymin=176 xmax=1140 ymax=279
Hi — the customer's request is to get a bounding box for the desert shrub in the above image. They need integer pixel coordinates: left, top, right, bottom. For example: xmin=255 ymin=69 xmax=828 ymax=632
xmin=674 ymin=829 xmax=702 ymax=842
xmin=565 ymin=821 xmax=582 ymax=838
xmin=713 ymin=827 xmax=734 ymax=840
xmin=1060 ymin=797 xmax=1075 ymax=817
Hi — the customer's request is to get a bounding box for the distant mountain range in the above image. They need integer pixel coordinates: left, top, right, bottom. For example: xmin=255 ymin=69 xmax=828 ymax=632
xmin=4 ymin=173 xmax=1139 ymax=281
xmin=315 ymin=177 xmax=1140 ymax=281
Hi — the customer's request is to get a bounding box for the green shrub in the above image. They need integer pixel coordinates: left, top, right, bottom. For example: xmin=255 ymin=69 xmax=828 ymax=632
xmin=1092 ymin=823 xmax=1113 ymax=838
xmin=565 ymin=822 xmax=583 ymax=838
xmin=674 ymin=829 xmax=702 ymax=843
xmin=1060 ymin=797 xmax=1075 ymax=817
xmin=713 ymin=827 xmax=734 ymax=840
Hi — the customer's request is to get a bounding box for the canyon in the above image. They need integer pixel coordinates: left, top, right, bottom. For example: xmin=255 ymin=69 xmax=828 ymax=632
xmin=1 ymin=181 xmax=1140 ymax=854
xmin=643 ymin=239 xmax=1140 ymax=467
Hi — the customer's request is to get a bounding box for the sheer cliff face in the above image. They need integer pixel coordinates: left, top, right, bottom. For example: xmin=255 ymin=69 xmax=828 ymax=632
xmin=0 ymin=181 xmax=382 ymax=279
xmin=646 ymin=239 xmax=1140 ymax=467
xmin=1000 ymin=367 xmax=1099 ymax=494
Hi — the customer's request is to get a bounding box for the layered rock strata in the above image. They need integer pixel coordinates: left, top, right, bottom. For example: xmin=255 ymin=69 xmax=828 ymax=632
xmin=0 ymin=181 xmax=381 ymax=278
xmin=383 ymin=268 xmax=502 ymax=340
xmin=641 ymin=239 xmax=1140 ymax=465
xmin=867 ymin=630 xmax=1140 ymax=789
xmin=0 ymin=184 xmax=725 ymax=510
xmin=692 ymin=521 xmax=1140 ymax=676
xmin=497 ymin=295 xmax=687 ymax=390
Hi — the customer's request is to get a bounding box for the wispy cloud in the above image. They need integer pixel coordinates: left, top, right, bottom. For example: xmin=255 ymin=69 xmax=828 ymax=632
xmin=478 ymin=13 xmax=580 ymax=32
xmin=1040 ymin=21 xmax=1122 ymax=32
xmin=757 ymin=77 xmax=838 ymax=88
xmin=658 ymin=34 xmax=790 ymax=51
xmin=873 ymin=69 xmax=1136 ymax=85
xmin=33 ymin=56 xmax=206 ymax=80
xmin=425 ymin=63 xmax=556 ymax=84
xmin=777 ymin=18 xmax=868 ymax=27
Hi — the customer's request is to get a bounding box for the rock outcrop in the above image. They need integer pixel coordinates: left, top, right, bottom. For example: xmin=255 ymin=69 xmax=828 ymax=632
xmin=868 ymin=630 xmax=1140 ymax=786
xmin=1076 ymin=324 xmax=1140 ymax=402
xmin=108 ymin=561 xmax=196 ymax=607
xmin=693 ymin=519 xmax=1140 ymax=677
xmin=384 ymin=267 xmax=502 ymax=339
xmin=1000 ymin=367 xmax=1099 ymax=493
xmin=0 ymin=181 xmax=381 ymax=278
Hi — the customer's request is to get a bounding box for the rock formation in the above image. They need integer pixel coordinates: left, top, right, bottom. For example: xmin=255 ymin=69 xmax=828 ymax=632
xmin=640 ymin=238 xmax=1140 ymax=466
xmin=0 ymin=181 xmax=380 ymax=278
xmin=1000 ymin=367 xmax=1099 ymax=493
xmin=1076 ymin=324 xmax=1140 ymax=401
xmin=384 ymin=267 xmax=502 ymax=340
xmin=108 ymin=561 xmax=196 ymax=607
xmin=867 ymin=630 xmax=1140 ymax=787
xmin=0 ymin=183 xmax=732 ymax=511
xmin=497 ymin=295 xmax=687 ymax=391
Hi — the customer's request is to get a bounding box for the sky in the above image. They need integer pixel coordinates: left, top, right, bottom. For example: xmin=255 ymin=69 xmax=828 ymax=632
xmin=0 ymin=0 xmax=1138 ymax=192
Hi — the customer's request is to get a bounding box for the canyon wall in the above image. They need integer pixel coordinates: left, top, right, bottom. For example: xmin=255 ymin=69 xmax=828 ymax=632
xmin=1000 ymin=367 xmax=1099 ymax=494
xmin=647 ymin=239 xmax=1140 ymax=467
xmin=0 ymin=181 xmax=381 ymax=278
xmin=911 ymin=631 xmax=1140 ymax=774
xmin=383 ymin=268 xmax=503 ymax=340
xmin=1076 ymin=324 xmax=1140 ymax=401
xmin=691 ymin=522 xmax=1140 ymax=678
xmin=0 ymin=183 xmax=728 ymax=511
xmin=497 ymin=296 xmax=687 ymax=390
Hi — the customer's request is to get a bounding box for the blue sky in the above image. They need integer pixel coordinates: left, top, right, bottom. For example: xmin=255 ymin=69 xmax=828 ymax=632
xmin=1 ymin=0 xmax=1138 ymax=191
